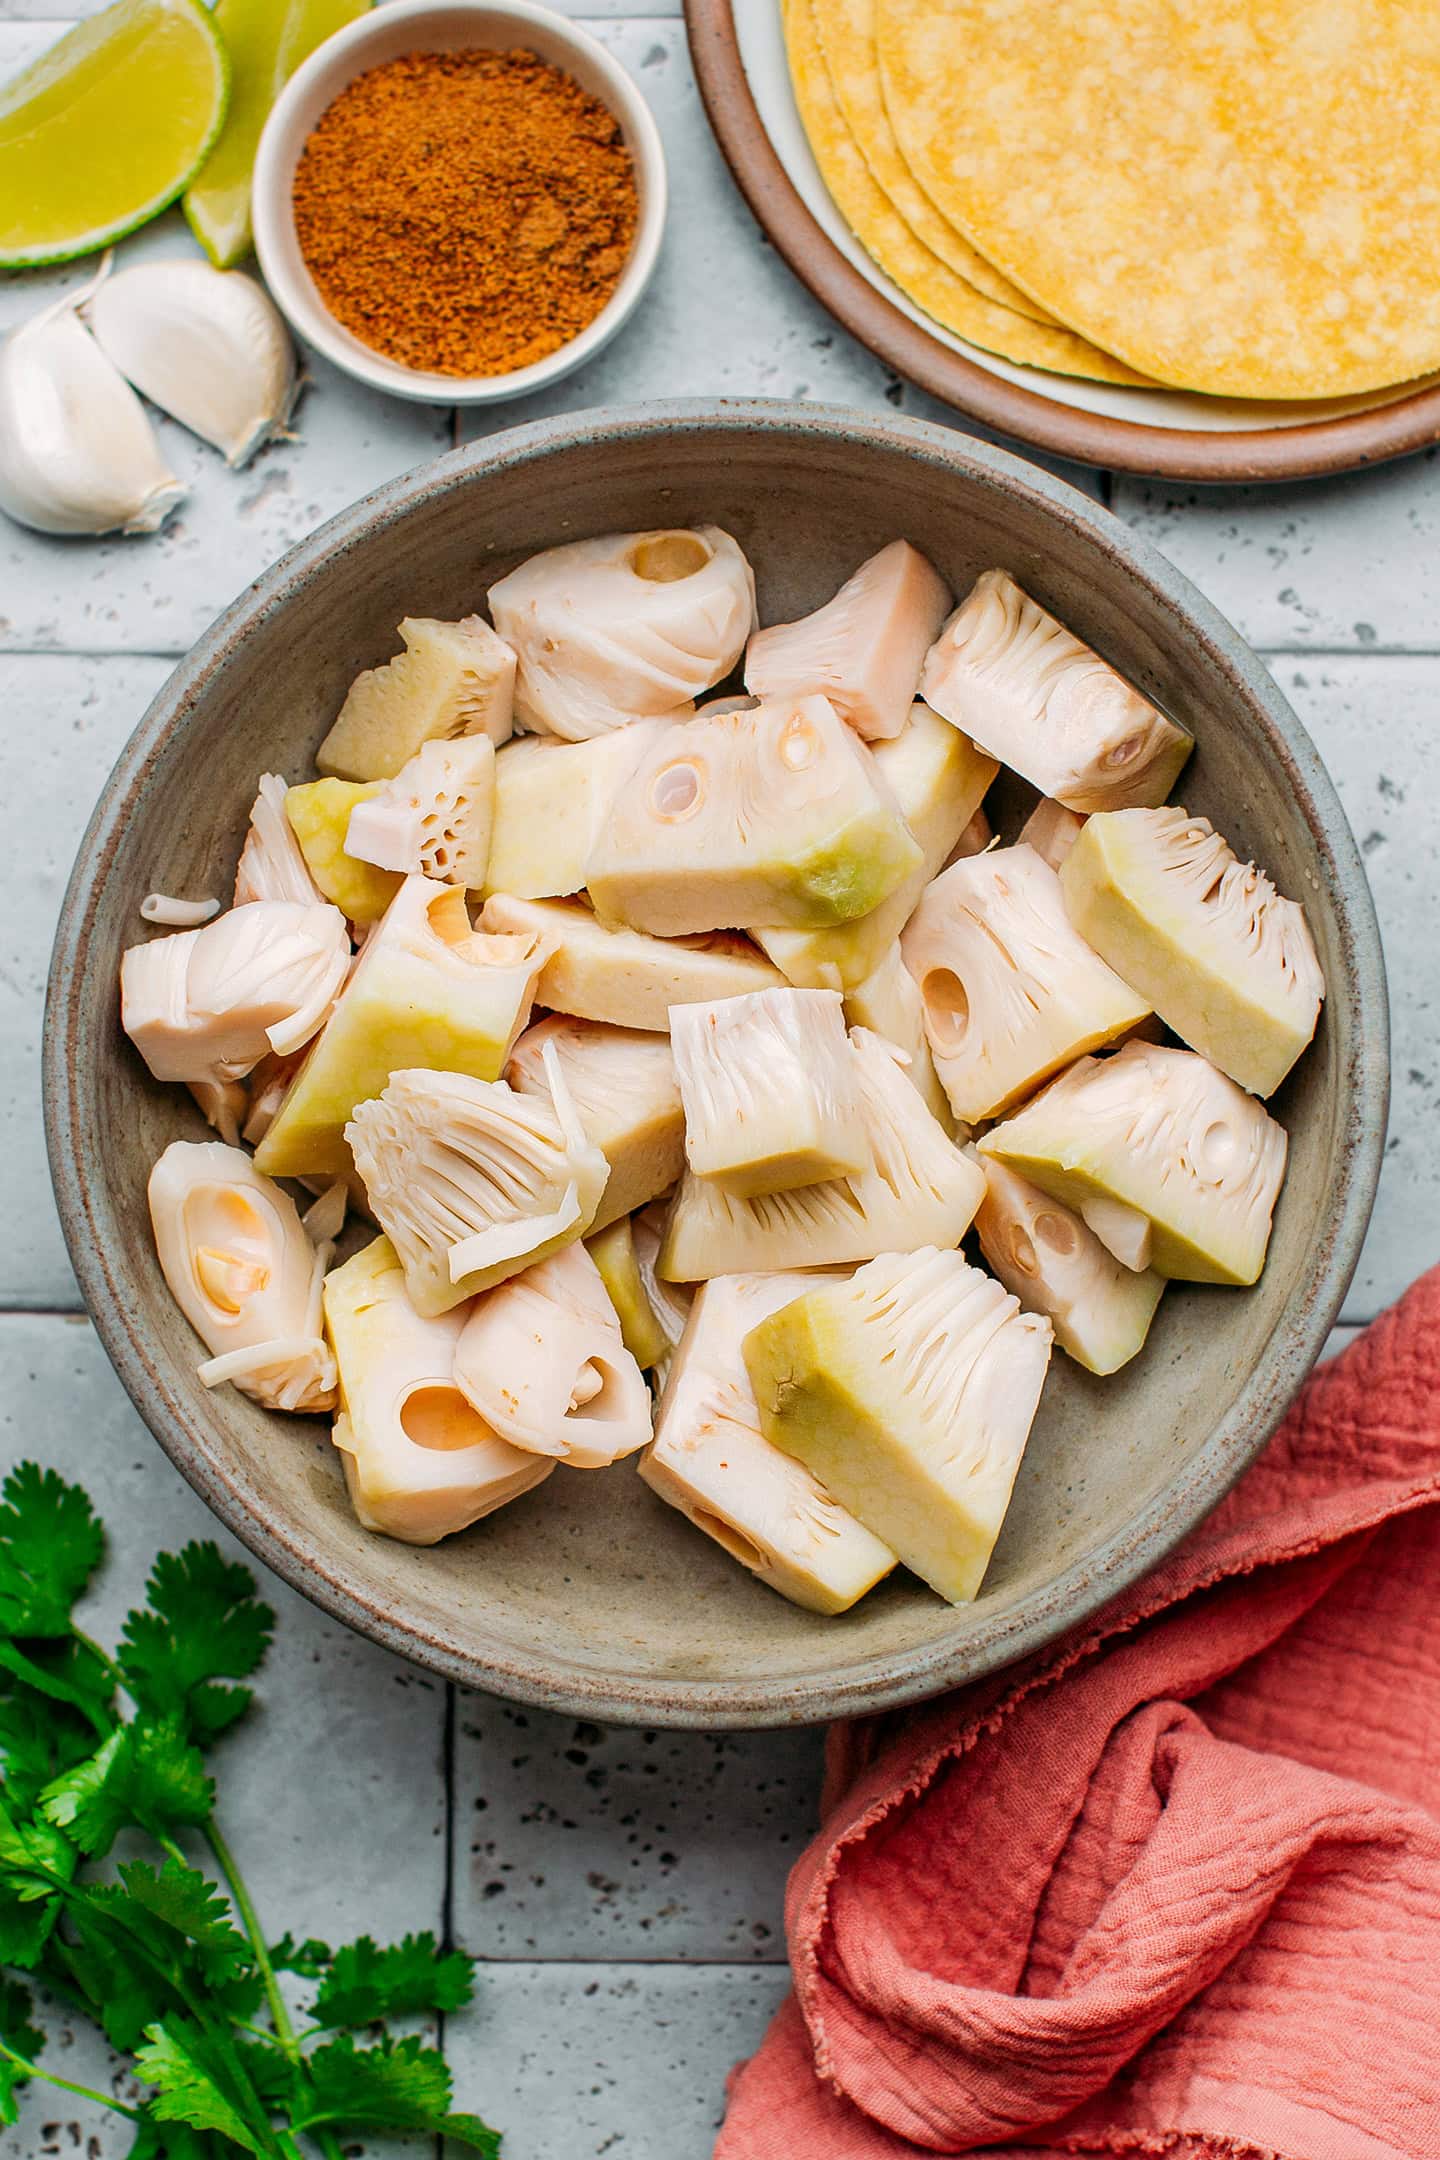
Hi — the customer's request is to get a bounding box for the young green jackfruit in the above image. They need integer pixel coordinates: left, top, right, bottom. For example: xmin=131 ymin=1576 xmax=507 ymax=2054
xmin=1060 ymin=806 xmax=1326 ymax=1098
xmin=323 ymin=1235 xmax=552 ymax=1545
xmin=479 ymin=894 xmax=783 ymax=1032
xmin=900 ymin=843 xmax=1151 ymax=1124
xmin=254 ymin=878 xmax=545 ymax=1180
xmin=285 ymin=779 xmax=402 ymax=924
xmin=234 ymin=772 xmax=323 ymax=907
xmin=974 ymin=1155 xmax=1164 ymax=1375
xmin=345 ymin=1048 xmax=609 ymax=1314
xmin=633 ymin=1205 xmax=693 ymax=1384
xmin=344 ymin=737 xmax=495 ymax=890
xmin=507 ymin=1014 xmax=684 ymax=1230
xmin=585 ymin=696 xmax=922 ymax=936
xmin=744 ymin=540 xmax=950 ymax=741
xmin=586 ymin=1216 xmax=671 ymax=1369
xmin=482 ymin=723 xmax=663 ymax=899
xmin=742 ymin=1247 xmax=1053 ymax=1604
xmin=453 ymin=1241 xmax=652 ymax=1468
xmin=922 ymin=571 xmax=1192 ymax=812
xmin=671 ymin=988 xmax=867 ymax=1197
xmin=316 ymin=615 xmax=516 ymax=781
xmin=659 ymin=1029 xmax=984 ymax=1280
xmin=843 ymin=943 xmax=955 ymax=1134
xmin=640 ymin=1271 xmax=896 ymax=1614
xmin=978 ymin=1040 xmax=1289 ymax=1286
xmin=756 ymin=700 xmax=998 ymax=989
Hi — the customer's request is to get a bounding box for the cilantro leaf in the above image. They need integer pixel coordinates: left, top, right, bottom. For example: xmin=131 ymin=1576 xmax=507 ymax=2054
xmin=119 ymin=1547 xmax=274 ymax=1747
xmin=0 ymin=1464 xmax=104 ymax=1638
xmin=124 ymin=2117 xmax=232 ymax=2160
xmin=0 ymin=1977 xmax=44 ymax=2120
xmin=52 ymin=1897 xmax=180 ymax=2053
xmin=294 ymin=2033 xmax=502 ymax=2150
xmin=311 ymin=1930 xmax=474 ymax=2028
xmin=269 ymin=1932 xmax=331 ymax=1979
xmin=134 ymin=2017 xmax=271 ymax=2157
xmin=0 ymin=1786 xmax=76 ymax=1968
xmin=0 ymin=1676 xmax=98 ymax=1809
xmin=0 ymin=1635 xmax=112 ymax=1731
xmin=94 ymin=1862 xmax=251 ymax=1987
xmin=41 ymin=1716 xmax=213 ymax=1855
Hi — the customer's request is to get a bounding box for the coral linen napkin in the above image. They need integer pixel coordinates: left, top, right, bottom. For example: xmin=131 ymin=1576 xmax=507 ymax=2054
xmin=716 ymin=1269 xmax=1440 ymax=2160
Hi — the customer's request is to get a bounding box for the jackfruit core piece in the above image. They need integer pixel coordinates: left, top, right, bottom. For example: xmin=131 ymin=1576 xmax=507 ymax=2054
xmin=1060 ymin=807 xmax=1326 ymax=1098
xmin=755 ymin=700 xmax=998 ymax=989
xmin=659 ymin=1028 xmax=984 ymax=1280
xmin=480 ymin=894 xmax=783 ymax=1032
xmin=842 ymin=943 xmax=955 ymax=1135
xmin=345 ymin=737 xmax=495 ymax=891
xmin=316 ymin=615 xmax=517 ymax=781
xmin=745 ymin=539 xmax=951 ymax=741
xmin=482 ymin=723 xmax=663 ymax=900
xmin=671 ymin=988 xmax=867 ymax=1197
xmin=254 ymin=877 xmax=545 ymax=1180
xmin=508 ymin=1014 xmax=684 ymax=1230
xmin=641 ymin=1271 xmax=896 ymax=1614
xmin=586 ymin=1216 xmax=671 ymax=1369
xmin=742 ymin=1248 xmax=1053 ymax=1605
xmin=585 ymin=695 xmax=922 ymax=936
xmin=487 ymin=526 xmax=756 ymax=739
xmin=284 ymin=779 xmax=402 ymax=924
xmin=922 ymin=571 xmax=1192 ymax=813
xmin=978 ymin=1040 xmax=1289 ymax=1286
xmin=974 ymin=1156 xmax=1164 ymax=1376
xmin=323 ymin=1235 xmax=552 ymax=1544
xmin=900 ymin=844 xmax=1151 ymax=1125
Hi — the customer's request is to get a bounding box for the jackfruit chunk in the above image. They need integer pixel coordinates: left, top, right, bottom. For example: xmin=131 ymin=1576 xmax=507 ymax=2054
xmin=922 ymin=571 xmax=1192 ymax=813
xmin=487 ymin=527 xmax=756 ymax=739
xmin=974 ymin=1157 xmax=1164 ymax=1375
xmin=756 ymin=701 xmax=997 ymax=989
xmin=979 ymin=1041 xmax=1288 ymax=1286
xmin=345 ymin=738 xmax=495 ymax=890
xmin=843 ymin=943 xmax=955 ymax=1134
xmin=742 ymin=1248 xmax=1052 ymax=1604
xmin=633 ymin=1205 xmax=694 ymax=1381
xmin=900 ymin=843 xmax=1151 ymax=1125
xmin=586 ymin=695 xmax=922 ymax=936
xmin=1078 ymin=1194 xmax=1154 ymax=1274
xmin=1060 ymin=807 xmax=1326 ymax=1098
xmin=745 ymin=540 xmax=951 ymax=742
xmin=122 ymin=899 xmax=350 ymax=1087
xmin=482 ymin=724 xmax=662 ymax=900
xmin=254 ymin=878 xmax=545 ymax=1180
xmin=479 ymin=894 xmax=783 ymax=1032
xmin=453 ymin=1241 xmax=652 ymax=1467
xmin=323 ymin=1235 xmax=552 ymax=1544
xmin=671 ymin=988 xmax=867 ymax=1197
xmin=943 ymin=806 xmax=993 ymax=866
xmin=285 ymin=779 xmax=402 ymax=924
xmin=345 ymin=1052 xmax=609 ymax=1314
xmin=586 ymin=1216 xmax=670 ymax=1369
xmin=149 ymin=1140 xmax=336 ymax=1414
xmin=508 ymin=1014 xmax=684 ymax=1230
xmin=659 ymin=1029 xmax=984 ymax=1280
xmin=641 ymin=1272 xmax=896 ymax=1614
xmin=317 ymin=615 xmax=516 ymax=781
xmin=1020 ymin=797 xmax=1086 ymax=873
xmin=234 ymin=772 xmax=323 ymax=907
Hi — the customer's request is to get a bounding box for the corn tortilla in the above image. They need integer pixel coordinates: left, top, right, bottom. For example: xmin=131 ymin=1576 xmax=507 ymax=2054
xmin=876 ymin=0 xmax=1440 ymax=399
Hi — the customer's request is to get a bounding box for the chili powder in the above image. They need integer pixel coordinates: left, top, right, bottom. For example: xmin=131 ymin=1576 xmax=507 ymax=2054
xmin=290 ymin=49 xmax=640 ymax=378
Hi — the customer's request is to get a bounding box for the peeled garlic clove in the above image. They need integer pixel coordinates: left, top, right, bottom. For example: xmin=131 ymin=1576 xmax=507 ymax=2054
xmin=88 ymin=260 xmax=297 ymax=470
xmin=0 ymin=290 xmax=185 ymax=537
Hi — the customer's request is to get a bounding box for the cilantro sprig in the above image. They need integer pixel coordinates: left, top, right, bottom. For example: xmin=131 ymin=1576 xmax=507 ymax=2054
xmin=0 ymin=1461 xmax=500 ymax=2158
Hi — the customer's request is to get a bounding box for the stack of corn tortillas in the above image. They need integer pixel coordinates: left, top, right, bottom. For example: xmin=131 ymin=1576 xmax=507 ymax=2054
xmin=785 ymin=0 xmax=1440 ymax=397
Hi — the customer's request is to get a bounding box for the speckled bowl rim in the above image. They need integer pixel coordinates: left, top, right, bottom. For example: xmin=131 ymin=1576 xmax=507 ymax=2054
xmin=44 ymin=400 xmax=1389 ymax=1728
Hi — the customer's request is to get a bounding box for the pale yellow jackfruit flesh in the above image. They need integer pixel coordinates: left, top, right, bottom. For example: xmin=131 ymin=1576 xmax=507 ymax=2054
xmin=900 ymin=843 xmax=1151 ymax=1125
xmin=344 ymin=737 xmax=496 ymax=891
xmin=482 ymin=724 xmax=662 ymax=900
xmin=975 ymin=1155 xmax=1164 ymax=1375
xmin=641 ymin=1272 xmax=896 ymax=1614
xmin=978 ymin=1040 xmax=1289 ymax=1287
xmin=1060 ymin=806 xmax=1325 ymax=1098
xmin=921 ymin=571 xmax=1192 ymax=813
xmin=586 ymin=1216 xmax=671 ymax=1369
xmin=284 ymin=778 xmax=401 ymax=924
xmin=842 ymin=944 xmax=956 ymax=1135
xmin=744 ymin=539 xmax=950 ymax=741
xmin=670 ymin=988 xmax=867 ymax=1197
xmin=508 ymin=1014 xmax=683 ymax=1231
xmin=479 ymin=893 xmax=783 ymax=1033
xmin=742 ymin=1247 xmax=1053 ymax=1604
xmin=316 ymin=615 xmax=517 ymax=781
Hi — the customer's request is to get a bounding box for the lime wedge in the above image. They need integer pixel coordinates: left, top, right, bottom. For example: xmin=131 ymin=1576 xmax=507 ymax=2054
xmin=185 ymin=0 xmax=370 ymax=267
xmin=0 ymin=0 xmax=229 ymax=269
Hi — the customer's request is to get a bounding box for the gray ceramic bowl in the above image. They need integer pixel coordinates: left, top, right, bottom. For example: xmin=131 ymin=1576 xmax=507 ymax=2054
xmin=45 ymin=402 xmax=1388 ymax=1728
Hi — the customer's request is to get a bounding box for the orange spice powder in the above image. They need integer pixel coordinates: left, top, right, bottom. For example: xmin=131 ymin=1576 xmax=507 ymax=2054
xmin=290 ymin=49 xmax=640 ymax=378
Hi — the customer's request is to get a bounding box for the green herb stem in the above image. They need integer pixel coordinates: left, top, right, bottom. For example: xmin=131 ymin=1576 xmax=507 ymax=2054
xmin=204 ymin=1816 xmax=296 ymax=2051
xmin=69 ymin=1623 xmax=125 ymax=1691
xmin=0 ymin=2038 xmax=140 ymax=2120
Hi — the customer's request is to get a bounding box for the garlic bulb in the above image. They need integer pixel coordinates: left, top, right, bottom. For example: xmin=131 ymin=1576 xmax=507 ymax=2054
xmin=0 ymin=287 xmax=184 ymax=537
xmin=88 ymin=260 xmax=298 ymax=469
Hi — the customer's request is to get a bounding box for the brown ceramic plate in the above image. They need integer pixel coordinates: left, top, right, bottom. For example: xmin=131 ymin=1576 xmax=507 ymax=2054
xmin=685 ymin=0 xmax=1440 ymax=483
xmin=46 ymin=403 xmax=1387 ymax=1727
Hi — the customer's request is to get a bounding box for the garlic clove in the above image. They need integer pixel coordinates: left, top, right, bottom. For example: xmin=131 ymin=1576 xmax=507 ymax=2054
xmin=87 ymin=259 xmax=298 ymax=469
xmin=0 ymin=288 xmax=185 ymax=537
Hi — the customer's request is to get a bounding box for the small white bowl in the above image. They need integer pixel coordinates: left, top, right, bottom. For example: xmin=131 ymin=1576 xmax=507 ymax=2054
xmin=252 ymin=0 xmax=667 ymax=404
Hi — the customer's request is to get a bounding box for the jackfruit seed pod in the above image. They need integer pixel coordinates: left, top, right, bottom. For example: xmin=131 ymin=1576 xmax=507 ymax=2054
xmin=670 ymin=987 xmax=867 ymax=1196
xmin=480 ymin=893 xmax=783 ymax=1031
xmin=974 ymin=1155 xmax=1164 ymax=1375
xmin=316 ymin=615 xmax=517 ymax=781
xmin=234 ymin=772 xmax=324 ymax=907
xmin=346 ymin=1046 xmax=609 ymax=1315
xmin=121 ymin=898 xmax=351 ymax=1085
xmin=453 ymin=1241 xmax=651 ymax=1468
xmin=148 ymin=1140 xmax=336 ymax=1413
xmin=745 ymin=539 xmax=950 ymax=741
xmin=345 ymin=737 xmax=495 ymax=890
xmin=323 ymin=1235 xmax=552 ymax=1544
xmin=922 ymin=570 xmax=1193 ymax=812
xmin=1019 ymin=797 xmax=1086 ymax=873
xmin=488 ymin=527 xmax=757 ymax=740
xmin=507 ymin=1014 xmax=684 ymax=1230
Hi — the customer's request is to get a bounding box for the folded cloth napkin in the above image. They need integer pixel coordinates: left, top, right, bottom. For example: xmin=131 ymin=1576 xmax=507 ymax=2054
xmin=717 ymin=1268 xmax=1440 ymax=2160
